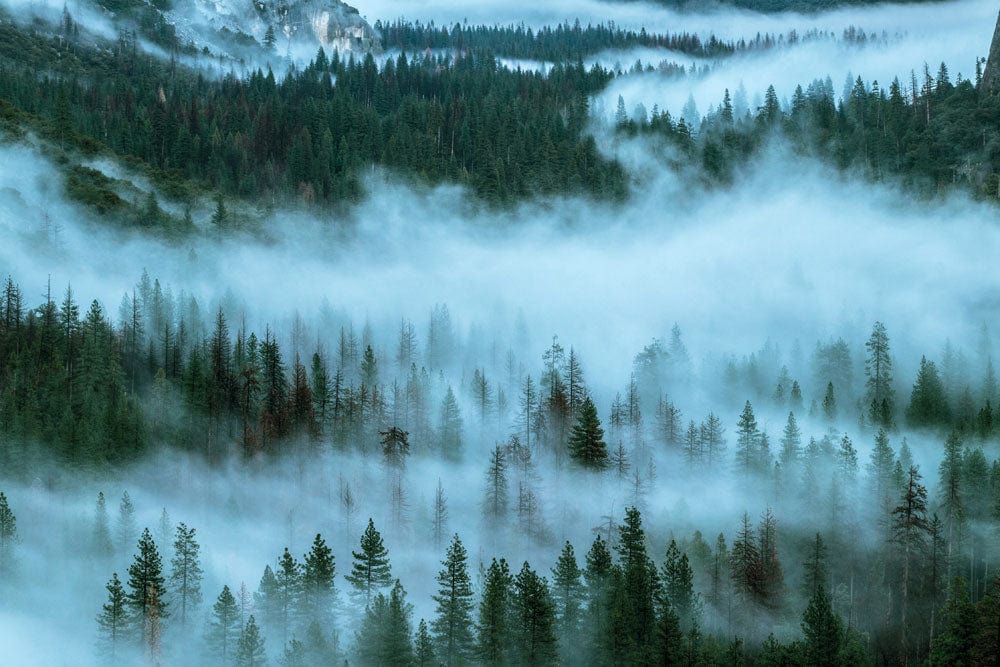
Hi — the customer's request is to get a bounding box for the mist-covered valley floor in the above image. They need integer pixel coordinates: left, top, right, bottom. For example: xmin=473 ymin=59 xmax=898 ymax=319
xmin=2 ymin=0 xmax=1000 ymax=665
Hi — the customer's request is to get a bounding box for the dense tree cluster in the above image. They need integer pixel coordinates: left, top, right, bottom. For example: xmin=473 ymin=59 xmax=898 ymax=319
xmin=619 ymin=63 xmax=1000 ymax=198
xmin=376 ymin=19 xmax=845 ymax=61
xmin=0 ymin=14 xmax=625 ymax=210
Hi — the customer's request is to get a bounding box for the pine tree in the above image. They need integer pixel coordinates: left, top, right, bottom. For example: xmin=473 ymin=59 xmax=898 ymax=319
xmin=932 ymin=577 xmax=977 ymax=665
xmin=802 ymin=533 xmax=827 ymax=598
xmin=974 ymin=572 xmax=1000 ymax=664
xmin=511 ymin=561 xmax=558 ymax=665
xmin=356 ymin=580 xmax=414 ymax=666
xmin=801 ymin=583 xmax=843 ymax=666
xmin=778 ymin=412 xmax=801 ymax=469
xmin=126 ymin=528 xmax=168 ymax=643
xmin=551 ymin=541 xmax=583 ymax=661
xmin=380 ymin=426 xmax=410 ymax=469
xmin=661 ymin=539 xmax=696 ymax=625
xmin=0 ymin=491 xmax=16 ymax=576
xmin=170 ymin=522 xmax=203 ymax=626
xmin=567 ymin=396 xmax=609 ymax=468
xmin=612 ymin=507 xmax=657 ymax=663
xmin=274 ymin=547 xmax=302 ymax=641
xmin=865 ymin=321 xmax=894 ymax=427
xmin=907 ymin=356 xmax=951 ymax=427
xmin=96 ymin=572 xmax=128 ymax=660
xmin=477 ymin=558 xmax=513 ymax=664
xmin=301 ymin=533 xmax=336 ymax=626
xmin=207 ymin=585 xmax=240 ymax=661
xmin=254 ymin=565 xmax=280 ymax=631
xmin=822 ymin=382 xmax=837 ymax=421
xmin=735 ymin=401 xmax=759 ymax=474
xmin=236 ymin=615 xmax=267 ymax=666
xmin=93 ymin=491 xmax=112 ymax=559
xmin=415 ymin=618 xmax=435 ymax=666
xmin=439 ymin=386 xmax=464 ymax=460
xmin=892 ymin=465 xmax=931 ymax=662
xmin=116 ymin=491 xmax=137 ymax=555
xmin=431 ymin=479 xmax=448 ymax=551
xmin=483 ymin=444 xmax=509 ymax=526
xmin=868 ymin=428 xmax=896 ymax=512
xmin=431 ymin=534 xmax=475 ymax=665
xmin=346 ymin=518 xmax=392 ymax=607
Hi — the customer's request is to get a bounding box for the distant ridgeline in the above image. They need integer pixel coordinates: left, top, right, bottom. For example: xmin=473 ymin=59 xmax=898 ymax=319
xmin=626 ymin=0 xmax=942 ymax=12
xmin=0 ymin=4 xmax=999 ymax=225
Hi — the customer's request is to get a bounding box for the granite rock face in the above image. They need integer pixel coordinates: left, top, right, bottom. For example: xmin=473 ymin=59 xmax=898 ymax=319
xmin=982 ymin=9 xmax=1000 ymax=93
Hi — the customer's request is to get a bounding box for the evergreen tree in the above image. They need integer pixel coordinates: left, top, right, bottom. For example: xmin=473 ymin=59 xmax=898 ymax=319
xmin=931 ymin=577 xmax=977 ymax=665
xmin=431 ymin=479 xmax=448 ymax=551
xmin=611 ymin=507 xmax=657 ymax=663
xmin=477 ymin=557 xmax=513 ymax=664
xmin=116 ymin=491 xmax=137 ymax=555
xmin=735 ymin=401 xmax=759 ymax=474
xmin=439 ymin=386 xmax=464 ymax=460
xmin=301 ymin=533 xmax=336 ymax=625
xmin=169 ymin=522 xmax=203 ymax=625
xmin=483 ymin=444 xmax=509 ymax=526
xmin=380 ymin=426 xmax=410 ymax=469
xmin=907 ymin=356 xmax=951 ymax=427
xmin=126 ymin=528 xmax=168 ymax=643
xmin=415 ymin=618 xmax=435 ymax=666
xmin=274 ymin=547 xmax=302 ymax=642
xmin=974 ymin=572 xmax=1000 ymax=664
xmin=356 ymin=580 xmax=414 ymax=666
xmin=346 ymin=518 xmax=392 ymax=607
xmin=511 ymin=561 xmax=558 ymax=665
xmin=822 ymin=382 xmax=837 ymax=421
xmin=254 ymin=565 xmax=281 ymax=631
xmin=567 ymin=396 xmax=609 ymax=468
xmin=93 ymin=491 xmax=112 ymax=559
xmin=778 ymin=412 xmax=801 ymax=470
xmin=891 ymin=466 xmax=931 ymax=662
xmin=865 ymin=321 xmax=894 ymax=427
xmin=96 ymin=572 xmax=128 ymax=661
xmin=551 ymin=541 xmax=583 ymax=660
xmin=802 ymin=533 xmax=827 ymax=598
xmin=0 ymin=491 xmax=16 ymax=576
xmin=236 ymin=615 xmax=267 ymax=666
xmin=431 ymin=534 xmax=475 ymax=664
xmin=801 ymin=583 xmax=843 ymax=666
xmin=207 ymin=584 xmax=240 ymax=661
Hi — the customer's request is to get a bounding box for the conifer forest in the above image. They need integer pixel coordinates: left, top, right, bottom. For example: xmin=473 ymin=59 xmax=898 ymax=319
xmin=2 ymin=0 xmax=1000 ymax=664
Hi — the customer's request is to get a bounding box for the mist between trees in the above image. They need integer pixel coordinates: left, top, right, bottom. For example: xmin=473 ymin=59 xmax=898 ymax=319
xmin=1 ymin=269 xmax=999 ymax=665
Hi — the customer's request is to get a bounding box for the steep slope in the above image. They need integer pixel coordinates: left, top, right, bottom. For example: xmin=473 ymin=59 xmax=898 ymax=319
xmin=983 ymin=9 xmax=1000 ymax=93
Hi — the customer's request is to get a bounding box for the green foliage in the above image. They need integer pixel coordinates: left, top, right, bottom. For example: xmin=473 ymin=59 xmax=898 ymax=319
xmin=126 ymin=527 xmax=168 ymax=640
xmin=346 ymin=518 xmax=392 ymax=606
xmin=301 ymin=533 xmax=336 ymax=625
xmin=206 ymin=585 xmax=240 ymax=661
xmin=169 ymin=522 xmax=203 ymax=625
xmin=96 ymin=572 xmax=128 ymax=660
xmin=431 ymin=534 xmax=475 ymax=664
xmin=476 ymin=557 xmax=513 ymax=664
xmin=236 ymin=615 xmax=267 ymax=666
xmin=567 ymin=396 xmax=608 ymax=468
xmin=356 ymin=580 xmax=413 ymax=666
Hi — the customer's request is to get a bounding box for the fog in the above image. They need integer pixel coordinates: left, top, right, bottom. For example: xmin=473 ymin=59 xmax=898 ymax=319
xmin=1 ymin=0 xmax=1000 ymax=664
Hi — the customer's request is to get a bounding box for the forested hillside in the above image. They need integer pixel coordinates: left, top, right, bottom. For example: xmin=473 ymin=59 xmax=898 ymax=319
xmin=2 ymin=0 xmax=1000 ymax=665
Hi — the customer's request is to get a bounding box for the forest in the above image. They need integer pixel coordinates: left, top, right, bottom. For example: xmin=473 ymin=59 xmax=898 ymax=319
xmin=0 ymin=6 xmax=997 ymax=218
xmin=1 ymin=0 xmax=1000 ymax=664
xmin=0 ymin=269 xmax=999 ymax=664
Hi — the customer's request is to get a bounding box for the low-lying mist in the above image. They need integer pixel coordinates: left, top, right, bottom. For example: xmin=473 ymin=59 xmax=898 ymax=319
xmin=2 ymin=0 xmax=1000 ymax=663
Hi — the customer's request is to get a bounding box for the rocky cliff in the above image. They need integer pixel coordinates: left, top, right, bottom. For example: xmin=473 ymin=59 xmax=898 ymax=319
xmin=982 ymin=9 xmax=1000 ymax=93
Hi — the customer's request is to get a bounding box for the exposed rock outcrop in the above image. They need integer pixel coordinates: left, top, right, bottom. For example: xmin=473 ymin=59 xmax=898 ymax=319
xmin=982 ymin=9 xmax=1000 ymax=93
